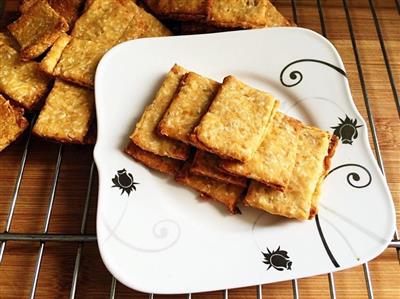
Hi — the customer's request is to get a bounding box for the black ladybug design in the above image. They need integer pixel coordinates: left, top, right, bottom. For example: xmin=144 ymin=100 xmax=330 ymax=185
xmin=331 ymin=115 xmax=363 ymax=145
xmin=112 ymin=169 xmax=139 ymax=195
xmin=262 ymin=246 xmax=292 ymax=271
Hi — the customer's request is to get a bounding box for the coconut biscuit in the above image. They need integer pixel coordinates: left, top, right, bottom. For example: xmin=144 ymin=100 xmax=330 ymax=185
xmin=125 ymin=142 xmax=183 ymax=176
xmin=155 ymin=0 xmax=207 ymax=20
xmin=0 ymin=95 xmax=29 ymax=152
xmin=244 ymin=125 xmax=333 ymax=220
xmin=220 ymin=112 xmax=301 ymax=191
xmin=193 ymin=75 xmax=279 ymax=162
xmin=33 ymin=80 xmax=95 ymax=143
xmin=130 ymin=64 xmax=190 ymax=160
xmin=39 ymin=33 xmax=71 ymax=75
xmin=8 ymin=0 xmax=69 ymax=60
xmin=158 ymin=72 xmax=219 ymax=145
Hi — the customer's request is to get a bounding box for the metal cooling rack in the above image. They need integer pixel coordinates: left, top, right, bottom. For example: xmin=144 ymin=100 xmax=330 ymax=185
xmin=0 ymin=1 xmax=399 ymax=298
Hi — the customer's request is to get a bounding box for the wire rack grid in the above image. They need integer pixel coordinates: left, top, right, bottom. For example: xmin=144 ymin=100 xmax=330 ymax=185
xmin=0 ymin=0 xmax=399 ymax=298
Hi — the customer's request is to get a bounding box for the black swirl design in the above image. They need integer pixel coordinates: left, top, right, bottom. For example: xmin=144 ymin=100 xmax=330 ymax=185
xmin=316 ymin=163 xmax=371 ymax=268
xmin=327 ymin=163 xmax=372 ymax=188
xmin=280 ymin=59 xmax=347 ymax=87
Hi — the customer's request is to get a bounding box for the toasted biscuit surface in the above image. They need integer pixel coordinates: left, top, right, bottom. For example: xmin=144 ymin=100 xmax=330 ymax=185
xmin=8 ymin=0 xmax=69 ymax=60
xmin=193 ymin=75 xmax=278 ymax=162
xmin=176 ymin=163 xmax=244 ymax=214
xmin=191 ymin=150 xmax=247 ymax=187
xmin=125 ymin=141 xmax=183 ymax=176
xmin=207 ymin=0 xmax=267 ymax=28
xmin=221 ymin=112 xmax=300 ymax=190
xmin=118 ymin=4 xmax=172 ymax=42
xmin=158 ymin=72 xmax=219 ymax=145
xmin=264 ymin=1 xmax=291 ymax=27
xmin=0 ymin=32 xmax=19 ymax=50
xmin=71 ymin=0 xmax=135 ymax=43
xmin=0 ymin=95 xmax=29 ymax=152
xmin=130 ymin=64 xmax=190 ymax=160
xmin=0 ymin=44 xmax=51 ymax=110
xmin=53 ymin=38 xmax=113 ymax=88
xmin=244 ymin=125 xmax=332 ymax=220
xmin=33 ymin=80 xmax=94 ymax=143
xmin=39 ymin=33 xmax=71 ymax=75
xmin=156 ymin=0 xmax=206 ymax=20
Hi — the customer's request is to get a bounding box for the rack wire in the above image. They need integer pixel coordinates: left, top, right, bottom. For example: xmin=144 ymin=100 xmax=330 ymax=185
xmin=0 ymin=0 xmax=399 ymax=298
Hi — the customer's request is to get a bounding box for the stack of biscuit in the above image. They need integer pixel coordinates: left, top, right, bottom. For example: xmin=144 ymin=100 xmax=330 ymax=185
xmin=126 ymin=65 xmax=338 ymax=220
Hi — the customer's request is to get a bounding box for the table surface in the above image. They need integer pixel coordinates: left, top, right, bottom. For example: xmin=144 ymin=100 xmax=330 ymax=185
xmin=0 ymin=0 xmax=399 ymax=298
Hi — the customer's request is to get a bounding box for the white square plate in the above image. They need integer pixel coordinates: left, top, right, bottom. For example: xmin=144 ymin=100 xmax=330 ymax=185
xmin=94 ymin=28 xmax=396 ymax=294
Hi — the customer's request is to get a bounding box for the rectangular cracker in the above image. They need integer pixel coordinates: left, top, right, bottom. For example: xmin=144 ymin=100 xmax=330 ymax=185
xmin=191 ymin=150 xmax=247 ymax=187
xmin=207 ymin=0 xmax=267 ymax=29
xmin=265 ymin=1 xmax=292 ymax=27
xmin=125 ymin=141 xmax=183 ymax=176
xmin=8 ymin=0 xmax=69 ymax=60
xmin=0 ymin=44 xmax=51 ymax=110
xmin=71 ymin=0 xmax=136 ymax=43
xmin=176 ymin=162 xmax=244 ymax=214
xmin=0 ymin=32 xmax=19 ymax=50
xmin=118 ymin=4 xmax=172 ymax=42
xmin=220 ymin=112 xmax=301 ymax=191
xmin=0 ymin=95 xmax=29 ymax=152
xmin=20 ymin=0 xmax=85 ymax=25
xmin=130 ymin=64 xmax=190 ymax=160
xmin=309 ymin=135 xmax=339 ymax=218
xmin=39 ymin=33 xmax=71 ymax=75
xmin=193 ymin=75 xmax=279 ymax=162
xmin=158 ymin=72 xmax=219 ymax=145
xmin=33 ymin=80 xmax=95 ymax=143
xmin=244 ymin=125 xmax=333 ymax=220
xmin=53 ymin=38 xmax=113 ymax=88
xmin=155 ymin=0 xmax=207 ymax=20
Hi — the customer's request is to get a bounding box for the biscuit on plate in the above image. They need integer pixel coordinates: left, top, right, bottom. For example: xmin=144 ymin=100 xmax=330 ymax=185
xmin=118 ymin=3 xmax=172 ymax=42
xmin=191 ymin=150 xmax=247 ymax=187
xmin=125 ymin=141 xmax=183 ymax=176
xmin=264 ymin=0 xmax=292 ymax=27
xmin=8 ymin=0 xmax=69 ymax=60
xmin=158 ymin=72 xmax=219 ymax=145
xmin=0 ymin=95 xmax=29 ymax=152
xmin=130 ymin=64 xmax=190 ymax=161
xmin=153 ymin=0 xmax=207 ymax=20
xmin=176 ymin=162 xmax=244 ymax=214
xmin=193 ymin=75 xmax=279 ymax=162
xmin=52 ymin=38 xmax=114 ymax=88
xmin=71 ymin=0 xmax=136 ymax=43
xmin=39 ymin=33 xmax=71 ymax=75
xmin=33 ymin=80 xmax=95 ymax=143
xmin=0 ymin=43 xmax=51 ymax=110
xmin=220 ymin=112 xmax=301 ymax=191
xmin=244 ymin=125 xmax=334 ymax=220
xmin=20 ymin=0 xmax=85 ymax=26
xmin=207 ymin=0 xmax=267 ymax=29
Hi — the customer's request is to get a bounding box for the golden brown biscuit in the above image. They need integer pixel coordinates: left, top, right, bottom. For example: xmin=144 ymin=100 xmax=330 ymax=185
xmin=39 ymin=33 xmax=71 ymax=75
xmin=33 ymin=80 xmax=95 ymax=143
xmin=176 ymin=162 xmax=244 ymax=214
xmin=8 ymin=0 xmax=69 ymax=60
xmin=193 ymin=75 xmax=279 ymax=162
xmin=0 ymin=32 xmax=19 ymax=50
xmin=53 ymin=38 xmax=114 ymax=88
xmin=118 ymin=4 xmax=172 ymax=42
xmin=191 ymin=150 xmax=247 ymax=187
xmin=125 ymin=141 xmax=183 ymax=176
xmin=158 ymin=72 xmax=219 ymax=145
xmin=244 ymin=125 xmax=333 ymax=220
xmin=264 ymin=0 xmax=292 ymax=27
xmin=71 ymin=0 xmax=136 ymax=43
xmin=220 ymin=112 xmax=301 ymax=191
xmin=130 ymin=64 xmax=190 ymax=160
xmin=207 ymin=0 xmax=267 ymax=29
xmin=309 ymin=135 xmax=339 ymax=218
xmin=20 ymin=0 xmax=85 ymax=26
xmin=0 ymin=95 xmax=29 ymax=152
xmin=0 ymin=44 xmax=51 ymax=110
xmin=155 ymin=0 xmax=207 ymax=20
